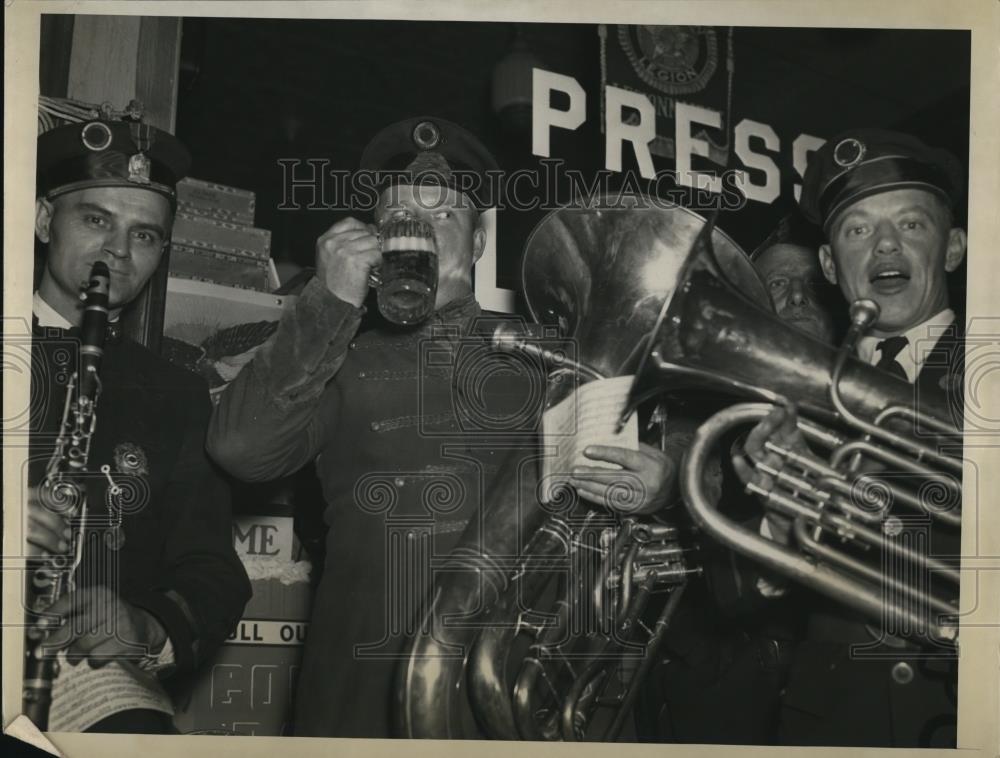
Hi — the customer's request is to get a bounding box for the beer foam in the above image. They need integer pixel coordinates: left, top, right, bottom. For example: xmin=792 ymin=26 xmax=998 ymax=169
xmin=382 ymin=235 xmax=435 ymax=253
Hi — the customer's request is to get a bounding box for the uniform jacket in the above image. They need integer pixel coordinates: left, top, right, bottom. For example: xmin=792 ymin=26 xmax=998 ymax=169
xmin=777 ymin=319 xmax=965 ymax=748
xmin=634 ymin=395 xmax=804 ymax=745
xmin=29 ymin=322 xmax=252 ymax=679
xmin=207 ymin=279 xmax=541 ymax=737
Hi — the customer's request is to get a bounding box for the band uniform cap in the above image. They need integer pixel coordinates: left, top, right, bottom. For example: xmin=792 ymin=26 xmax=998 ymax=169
xmin=799 ymin=128 xmax=963 ymax=230
xmin=358 ymin=116 xmax=500 ymax=209
xmin=37 ymin=119 xmax=191 ymax=204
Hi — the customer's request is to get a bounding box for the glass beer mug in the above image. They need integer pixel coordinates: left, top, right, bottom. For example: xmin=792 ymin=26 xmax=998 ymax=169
xmin=374 ymin=214 xmax=439 ymax=326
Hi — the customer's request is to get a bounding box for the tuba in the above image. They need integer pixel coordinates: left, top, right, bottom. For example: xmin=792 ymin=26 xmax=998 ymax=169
xmin=397 ymin=196 xmax=770 ymax=740
xmin=396 ymin=195 xmax=962 ymax=740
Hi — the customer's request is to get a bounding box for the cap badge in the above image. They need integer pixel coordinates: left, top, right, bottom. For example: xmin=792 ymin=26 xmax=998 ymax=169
xmin=412 ymin=120 xmax=441 ymax=151
xmin=80 ymin=121 xmax=113 ymax=152
xmin=128 ymin=152 xmax=152 ymax=184
xmin=126 ymin=121 xmax=155 ymax=184
xmin=833 ymin=137 xmax=867 ymax=170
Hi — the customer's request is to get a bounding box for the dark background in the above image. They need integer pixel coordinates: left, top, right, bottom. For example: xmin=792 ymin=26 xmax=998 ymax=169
xmin=37 ymin=17 xmax=972 ymax=305
xmin=170 ymin=19 xmax=971 ymax=303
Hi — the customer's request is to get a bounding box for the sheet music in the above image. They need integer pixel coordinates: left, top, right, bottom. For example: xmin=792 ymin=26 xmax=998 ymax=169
xmin=48 ymin=653 xmax=173 ymax=733
xmin=540 ymin=375 xmax=639 ymax=503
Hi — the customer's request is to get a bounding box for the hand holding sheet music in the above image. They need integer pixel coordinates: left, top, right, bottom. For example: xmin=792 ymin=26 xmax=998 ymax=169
xmin=540 ymin=376 xmax=673 ymax=513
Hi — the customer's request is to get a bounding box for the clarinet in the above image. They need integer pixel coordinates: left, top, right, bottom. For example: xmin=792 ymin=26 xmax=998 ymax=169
xmin=23 ymin=261 xmax=110 ymax=730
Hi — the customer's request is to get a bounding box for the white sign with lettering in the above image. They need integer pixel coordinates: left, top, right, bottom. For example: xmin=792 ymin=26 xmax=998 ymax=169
xmin=232 ymin=515 xmax=294 ymax=561
xmin=227 ymin=619 xmax=309 ymax=646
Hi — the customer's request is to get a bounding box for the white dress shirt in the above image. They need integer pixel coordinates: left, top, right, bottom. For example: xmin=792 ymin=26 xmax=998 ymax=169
xmin=857 ymin=308 xmax=956 ymax=383
xmin=32 ymin=291 xmax=73 ymax=329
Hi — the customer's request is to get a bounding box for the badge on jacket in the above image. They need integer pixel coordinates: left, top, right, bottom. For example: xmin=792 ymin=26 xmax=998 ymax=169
xmin=103 ymin=442 xmax=151 ymax=550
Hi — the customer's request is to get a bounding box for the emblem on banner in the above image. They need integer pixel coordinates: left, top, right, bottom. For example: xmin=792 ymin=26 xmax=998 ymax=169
xmin=617 ymin=25 xmax=718 ymax=95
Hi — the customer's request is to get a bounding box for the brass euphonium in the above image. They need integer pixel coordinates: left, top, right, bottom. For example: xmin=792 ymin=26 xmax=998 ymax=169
xmin=396 ymin=196 xmax=772 ymax=740
xmin=625 ymin=215 xmax=962 ymax=643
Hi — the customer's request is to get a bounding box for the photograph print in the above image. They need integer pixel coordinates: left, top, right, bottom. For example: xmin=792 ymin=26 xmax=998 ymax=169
xmin=4 ymin=2 xmax=999 ymax=756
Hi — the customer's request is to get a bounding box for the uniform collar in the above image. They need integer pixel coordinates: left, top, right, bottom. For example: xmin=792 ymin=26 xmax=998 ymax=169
xmin=432 ymin=292 xmax=481 ymax=324
xmin=857 ymin=308 xmax=955 ymax=383
xmin=411 ymin=292 xmax=482 ymax=339
xmin=33 ymin=291 xmax=73 ymax=329
xmin=33 ymin=291 xmax=125 ymax=343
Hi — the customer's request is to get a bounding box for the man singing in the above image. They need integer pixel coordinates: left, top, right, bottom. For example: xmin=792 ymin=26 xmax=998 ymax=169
xmin=739 ymin=128 xmax=966 ymax=747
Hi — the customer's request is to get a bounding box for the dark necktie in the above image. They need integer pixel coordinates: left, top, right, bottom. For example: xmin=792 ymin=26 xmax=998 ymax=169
xmin=875 ymin=335 xmax=909 ymax=381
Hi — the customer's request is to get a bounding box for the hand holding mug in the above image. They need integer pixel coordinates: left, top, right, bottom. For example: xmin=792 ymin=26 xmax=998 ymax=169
xmin=315 ymin=217 xmax=381 ymax=308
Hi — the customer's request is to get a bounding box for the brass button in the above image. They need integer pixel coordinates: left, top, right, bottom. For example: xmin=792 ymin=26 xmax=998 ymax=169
xmin=370 ymin=421 xmax=381 ymax=432
xmin=394 ymin=477 xmax=406 ymax=487
xmin=883 ymin=516 xmax=903 ymax=537
xmin=891 ymin=661 xmax=914 ymax=685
